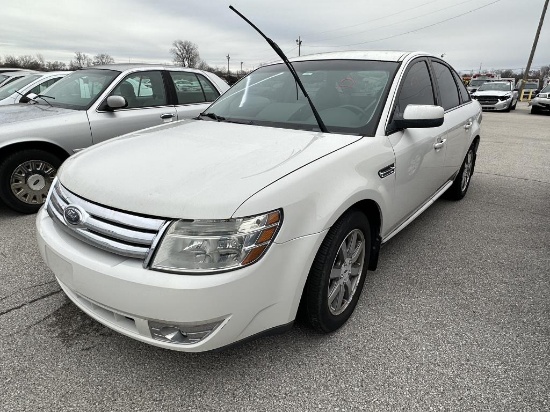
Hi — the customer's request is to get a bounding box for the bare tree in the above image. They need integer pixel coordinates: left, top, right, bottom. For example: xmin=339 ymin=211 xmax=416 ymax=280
xmin=196 ymin=60 xmax=211 ymax=71
xmin=69 ymin=52 xmax=92 ymax=69
xmin=46 ymin=61 xmax=67 ymax=71
xmin=93 ymin=53 xmax=115 ymax=65
xmin=4 ymin=55 xmax=20 ymax=67
xmin=170 ymin=40 xmax=200 ymax=68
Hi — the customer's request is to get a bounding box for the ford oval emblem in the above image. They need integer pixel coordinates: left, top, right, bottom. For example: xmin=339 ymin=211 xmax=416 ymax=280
xmin=64 ymin=205 xmax=83 ymax=226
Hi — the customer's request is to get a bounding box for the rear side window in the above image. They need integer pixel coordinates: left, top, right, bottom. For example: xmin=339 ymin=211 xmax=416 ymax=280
xmin=29 ymin=77 xmax=63 ymax=95
xmin=432 ymin=61 xmax=460 ymax=110
xmin=395 ymin=60 xmax=435 ymax=115
xmin=452 ymin=70 xmax=471 ymax=103
xmin=168 ymin=72 xmax=220 ymax=105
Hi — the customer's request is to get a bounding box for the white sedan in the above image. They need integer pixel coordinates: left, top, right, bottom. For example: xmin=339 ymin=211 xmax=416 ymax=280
xmin=0 ymin=71 xmax=70 ymax=105
xmin=37 ymin=51 xmax=482 ymax=352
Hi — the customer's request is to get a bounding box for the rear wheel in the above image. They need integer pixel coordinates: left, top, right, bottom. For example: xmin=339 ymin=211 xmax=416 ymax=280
xmin=531 ymin=105 xmax=541 ymax=114
xmin=443 ymin=145 xmax=475 ymax=200
xmin=0 ymin=150 xmax=61 ymax=213
xmin=302 ymin=210 xmax=371 ymax=333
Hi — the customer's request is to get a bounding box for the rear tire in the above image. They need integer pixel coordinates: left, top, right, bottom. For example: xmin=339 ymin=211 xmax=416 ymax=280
xmin=531 ymin=106 xmax=541 ymax=114
xmin=301 ymin=210 xmax=371 ymax=333
xmin=0 ymin=150 xmax=61 ymax=214
xmin=443 ymin=145 xmax=475 ymax=201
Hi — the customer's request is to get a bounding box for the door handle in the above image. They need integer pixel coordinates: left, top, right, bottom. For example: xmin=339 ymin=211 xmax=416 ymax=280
xmin=464 ymin=120 xmax=472 ymax=130
xmin=433 ymin=138 xmax=446 ymax=150
xmin=160 ymin=113 xmax=175 ymax=119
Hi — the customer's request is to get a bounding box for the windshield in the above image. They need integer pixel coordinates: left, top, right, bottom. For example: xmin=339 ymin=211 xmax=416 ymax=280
xmin=477 ymin=82 xmax=511 ymax=92
xmin=204 ymin=60 xmax=399 ymax=135
xmin=36 ymin=69 xmax=120 ymax=109
xmin=0 ymin=74 xmax=40 ymax=100
xmin=0 ymin=74 xmax=7 ymax=83
xmin=540 ymin=85 xmax=550 ymax=94
xmin=470 ymin=79 xmax=491 ymax=87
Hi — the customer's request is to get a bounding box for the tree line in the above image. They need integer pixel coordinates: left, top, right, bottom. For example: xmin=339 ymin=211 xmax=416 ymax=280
xmin=0 ymin=52 xmax=115 ymax=71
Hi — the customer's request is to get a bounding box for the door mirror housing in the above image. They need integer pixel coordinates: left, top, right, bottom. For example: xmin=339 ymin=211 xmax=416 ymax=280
xmin=106 ymin=95 xmax=127 ymax=110
xmin=393 ymin=104 xmax=444 ymax=129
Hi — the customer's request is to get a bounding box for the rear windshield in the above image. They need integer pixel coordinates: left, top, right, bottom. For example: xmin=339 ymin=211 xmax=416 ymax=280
xmin=203 ymin=60 xmax=399 ymax=135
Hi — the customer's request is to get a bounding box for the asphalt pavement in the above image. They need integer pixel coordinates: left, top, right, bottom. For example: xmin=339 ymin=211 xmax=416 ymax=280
xmin=0 ymin=102 xmax=548 ymax=411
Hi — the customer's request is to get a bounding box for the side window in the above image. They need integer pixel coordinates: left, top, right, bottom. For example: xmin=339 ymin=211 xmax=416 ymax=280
xmin=432 ymin=61 xmax=460 ymax=110
xmin=395 ymin=60 xmax=435 ymax=116
xmin=28 ymin=77 xmax=63 ymax=95
xmin=452 ymin=70 xmax=471 ymax=103
xmin=111 ymin=71 xmax=167 ymax=109
xmin=169 ymin=72 xmax=208 ymax=105
xmin=197 ymin=74 xmax=221 ymax=101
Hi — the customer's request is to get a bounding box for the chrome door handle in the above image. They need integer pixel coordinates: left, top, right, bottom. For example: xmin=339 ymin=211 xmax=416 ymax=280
xmin=433 ymin=138 xmax=446 ymax=150
xmin=160 ymin=113 xmax=175 ymax=119
xmin=464 ymin=121 xmax=472 ymax=130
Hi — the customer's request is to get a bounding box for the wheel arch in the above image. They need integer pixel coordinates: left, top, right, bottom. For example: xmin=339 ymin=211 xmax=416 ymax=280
xmin=0 ymin=141 xmax=71 ymax=163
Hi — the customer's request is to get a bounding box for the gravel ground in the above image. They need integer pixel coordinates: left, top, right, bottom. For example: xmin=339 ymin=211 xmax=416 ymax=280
xmin=0 ymin=102 xmax=548 ymax=411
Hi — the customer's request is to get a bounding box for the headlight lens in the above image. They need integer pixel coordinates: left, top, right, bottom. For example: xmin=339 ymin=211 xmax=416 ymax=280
xmin=498 ymin=94 xmax=511 ymax=101
xmin=151 ymin=209 xmax=282 ymax=273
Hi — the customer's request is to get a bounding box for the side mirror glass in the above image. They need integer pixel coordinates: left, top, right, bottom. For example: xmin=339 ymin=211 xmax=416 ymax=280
xmin=106 ymin=95 xmax=127 ymax=110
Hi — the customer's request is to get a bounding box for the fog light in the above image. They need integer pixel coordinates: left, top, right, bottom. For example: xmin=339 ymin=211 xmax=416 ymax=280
xmin=149 ymin=319 xmax=225 ymax=345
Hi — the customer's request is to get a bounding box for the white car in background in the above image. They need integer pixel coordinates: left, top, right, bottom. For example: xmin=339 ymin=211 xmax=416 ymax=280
xmin=470 ymin=81 xmax=518 ymax=111
xmin=529 ymin=84 xmax=550 ymax=114
xmin=0 ymin=70 xmax=39 ymax=87
xmin=0 ymin=71 xmax=70 ymax=105
xmin=37 ymin=51 xmax=482 ymax=352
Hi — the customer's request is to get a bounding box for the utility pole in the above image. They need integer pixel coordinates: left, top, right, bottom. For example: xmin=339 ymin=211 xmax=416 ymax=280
xmin=240 ymin=61 xmax=243 ymax=74
xmin=296 ymin=36 xmax=302 ymax=56
xmin=519 ymin=0 xmax=548 ymax=98
xmin=226 ymin=54 xmax=230 ymax=74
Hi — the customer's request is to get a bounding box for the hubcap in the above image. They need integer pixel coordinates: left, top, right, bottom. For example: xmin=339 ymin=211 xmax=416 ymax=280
xmin=10 ymin=160 xmax=56 ymax=205
xmin=461 ymin=150 xmax=473 ymax=193
xmin=327 ymin=229 xmax=366 ymax=316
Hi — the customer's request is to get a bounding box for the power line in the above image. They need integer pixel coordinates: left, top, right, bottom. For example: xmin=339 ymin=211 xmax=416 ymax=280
xmin=311 ymin=0 xmax=476 ymax=43
xmin=308 ymin=0 xmax=440 ymax=38
xmin=307 ymin=0 xmax=503 ymax=49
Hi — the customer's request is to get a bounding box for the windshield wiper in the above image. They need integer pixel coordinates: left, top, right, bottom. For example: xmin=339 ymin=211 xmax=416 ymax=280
xmin=13 ymin=90 xmax=53 ymax=107
xmin=229 ymin=5 xmax=329 ymax=133
xmin=197 ymin=112 xmax=226 ymax=122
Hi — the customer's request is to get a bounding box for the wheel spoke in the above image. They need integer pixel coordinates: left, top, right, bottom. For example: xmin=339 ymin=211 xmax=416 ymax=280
xmin=334 ymin=284 xmax=345 ymax=310
xmin=328 ymin=282 xmax=341 ymax=305
xmin=350 ymin=240 xmax=363 ymax=263
xmin=350 ymin=265 xmax=362 ymax=277
xmin=347 ymin=232 xmax=357 ymax=257
xmin=330 ymin=267 xmax=341 ymax=279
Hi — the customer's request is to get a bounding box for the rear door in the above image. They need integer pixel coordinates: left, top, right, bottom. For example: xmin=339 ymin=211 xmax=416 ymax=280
xmin=429 ymin=59 xmax=473 ymax=179
xmin=87 ymin=70 xmax=177 ymax=144
xmin=166 ymin=71 xmax=222 ymax=119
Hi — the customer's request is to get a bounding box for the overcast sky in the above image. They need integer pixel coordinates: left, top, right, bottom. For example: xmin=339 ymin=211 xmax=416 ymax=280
xmin=1 ymin=0 xmax=549 ymax=74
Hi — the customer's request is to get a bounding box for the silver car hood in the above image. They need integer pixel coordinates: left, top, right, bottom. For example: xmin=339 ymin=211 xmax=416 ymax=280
xmin=472 ymin=90 xmax=511 ymax=97
xmin=59 ymin=120 xmax=361 ymax=219
xmin=0 ymin=103 xmax=76 ymax=124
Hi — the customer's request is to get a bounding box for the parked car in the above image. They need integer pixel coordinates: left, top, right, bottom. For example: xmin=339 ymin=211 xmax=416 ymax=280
xmin=470 ymin=81 xmax=518 ymax=111
xmin=0 ymin=64 xmax=229 ymax=213
xmin=0 ymin=70 xmax=39 ymax=88
xmin=529 ymin=84 xmax=550 ymax=114
xmin=37 ymin=51 xmax=482 ymax=352
xmin=0 ymin=71 xmax=70 ymax=106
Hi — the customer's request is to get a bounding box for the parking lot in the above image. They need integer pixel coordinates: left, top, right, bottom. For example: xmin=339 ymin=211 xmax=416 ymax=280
xmin=0 ymin=102 xmax=548 ymax=411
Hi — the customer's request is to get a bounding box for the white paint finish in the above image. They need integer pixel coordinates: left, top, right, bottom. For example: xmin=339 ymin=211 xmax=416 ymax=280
xmin=403 ymin=104 xmax=444 ymax=120
xmin=59 ymin=120 xmax=362 ymax=219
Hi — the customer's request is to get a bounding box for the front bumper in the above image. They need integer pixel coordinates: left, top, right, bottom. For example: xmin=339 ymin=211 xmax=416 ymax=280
xmin=37 ymin=207 xmax=325 ymax=352
xmin=474 ymin=98 xmax=512 ymax=111
xmin=530 ymin=97 xmax=550 ymax=111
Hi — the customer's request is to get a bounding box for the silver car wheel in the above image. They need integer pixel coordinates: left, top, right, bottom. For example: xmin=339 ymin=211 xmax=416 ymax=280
xmin=327 ymin=229 xmax=366 ymax=316
xmin=460 ymin=150 xmax=473 ymax=193
xmin=10 ymin=160 xmax=56 ymax=205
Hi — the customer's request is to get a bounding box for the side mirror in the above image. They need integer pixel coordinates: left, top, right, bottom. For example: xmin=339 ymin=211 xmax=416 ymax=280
xmin=106 ymin=95 xmax=127 ymax=110
xmin=19 ymin=95 xmax=30 ymax=104
xmin=393 ymin=105 xmax=444 ymax=129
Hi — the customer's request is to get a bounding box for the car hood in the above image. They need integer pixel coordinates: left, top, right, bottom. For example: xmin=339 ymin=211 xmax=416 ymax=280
xmin=472 ymin=90 xmax=511 ymax=97
xmin=59 ymin=120 xmax=361 ymax=219
xmin=0 ymin=103 xmax=76 ymax=124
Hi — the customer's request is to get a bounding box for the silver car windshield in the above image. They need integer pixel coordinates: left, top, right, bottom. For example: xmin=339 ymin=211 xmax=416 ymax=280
xmin=0 ymin=74 xmax=40 ymax=99
xmin=477 ymin=83 xmax=510 ymax=92
xmin=36 ymin=69 xmax=119 ymax=110
xmin=203 ymin=60 xmax=399 ymax=135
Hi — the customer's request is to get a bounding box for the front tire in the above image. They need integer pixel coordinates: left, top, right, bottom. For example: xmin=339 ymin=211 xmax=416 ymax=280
xmin=0 ymin=150 xmax=61 ymax=213
xmin=302 ymin=210 xmax=371 ymax=333
xmin=444 ymin=145 xmax=475 ymax=200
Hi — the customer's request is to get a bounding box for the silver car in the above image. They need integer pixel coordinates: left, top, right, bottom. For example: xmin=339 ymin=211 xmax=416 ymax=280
xmin=0 ymin=64 xmax=229 ymax=213
xmin=0 ymin=71 xmax=70 ymax=106
xmin=529 ymin=84 xmax=550 ymax=114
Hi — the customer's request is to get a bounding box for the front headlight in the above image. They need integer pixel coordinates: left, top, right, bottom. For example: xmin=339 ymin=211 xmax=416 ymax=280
xmin=151 ymin=209 xmax=282 ymax=274
xmin=498 ymin=94 xmax=511 ymax=101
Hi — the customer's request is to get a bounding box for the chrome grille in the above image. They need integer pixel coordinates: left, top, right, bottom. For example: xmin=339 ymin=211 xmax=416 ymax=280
xmin=47 ymin=180 xmax=167 ymax=260
xmin=476 ymin=96 xmax=498 ymax=105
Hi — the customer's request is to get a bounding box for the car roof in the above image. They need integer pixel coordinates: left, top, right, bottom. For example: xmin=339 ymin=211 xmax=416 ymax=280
xmin=86 ymin=63 xmax=209 ymax=74
xmin=289 ymin=50 xmax=433 ymax=63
